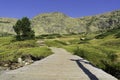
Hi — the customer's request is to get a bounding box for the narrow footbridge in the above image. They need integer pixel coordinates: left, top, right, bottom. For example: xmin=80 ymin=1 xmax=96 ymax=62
xmin=0 ymin=48 xmax=118 ymax=80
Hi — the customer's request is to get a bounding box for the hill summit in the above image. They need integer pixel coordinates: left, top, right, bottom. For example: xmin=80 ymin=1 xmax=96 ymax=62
xmin=0 ymin=10 xmax=120 ymax=35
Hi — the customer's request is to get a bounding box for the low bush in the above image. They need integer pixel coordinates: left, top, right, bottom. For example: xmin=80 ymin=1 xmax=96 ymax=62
xmin=36 ymin=34 xmax=62 ymax=39
xmin=115 ymin=31 xmax=120 ymax=38
xmin=95 ymin=33 xmax=108 ymax=39
xmin=101 ymin=60 xmax=120 ymax=79
xmin=74 ymin=47 xmax=88 ymax=58
xmin=101 ymin=40 xmax=120 ymax=49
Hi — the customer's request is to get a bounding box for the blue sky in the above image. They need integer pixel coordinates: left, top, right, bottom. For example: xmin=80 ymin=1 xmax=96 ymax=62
xmin=0 ymin=0 xmax=120 ymax=19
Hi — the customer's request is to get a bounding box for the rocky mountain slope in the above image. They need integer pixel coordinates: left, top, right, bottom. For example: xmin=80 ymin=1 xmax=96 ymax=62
xmin=0 ymin=10 xmax=120 ymax=35
xmin=0 ymin=18 xmax=17 ymax=34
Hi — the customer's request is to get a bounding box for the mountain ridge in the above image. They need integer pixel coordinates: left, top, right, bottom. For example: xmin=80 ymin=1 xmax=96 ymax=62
xmin=0 ymin=10 xmax=120 ymax=35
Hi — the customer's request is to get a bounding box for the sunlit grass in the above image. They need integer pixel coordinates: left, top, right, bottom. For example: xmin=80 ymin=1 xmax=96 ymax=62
xmin=0 ymin=37 xmax=53 ymax=62
xmin=43 ymin=33 xmax=120 ymax=79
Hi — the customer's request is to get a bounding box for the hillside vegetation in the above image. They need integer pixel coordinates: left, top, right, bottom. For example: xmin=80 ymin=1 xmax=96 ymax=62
xmin=39 ymin=28 xmax=120 ymax=79
xmin=0 ymin=10 xmax=120 ymax=35
xmin=0 ymin=10 xmax=120 ymax=79
xmin=0 ymin=37 xmax=53 ymax=70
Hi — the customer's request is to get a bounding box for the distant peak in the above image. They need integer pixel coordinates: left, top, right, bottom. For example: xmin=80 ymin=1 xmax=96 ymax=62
xmin=51 ymin=12 xmax=68 ymax=17
xmin=51 ymin=12 xmax=65 ymax=14
xmin=33 ymin=12 xmax=69 ymax=19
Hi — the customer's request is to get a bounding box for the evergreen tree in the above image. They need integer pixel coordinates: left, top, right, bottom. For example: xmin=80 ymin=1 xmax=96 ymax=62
xmin=13 ymin=17 xmax=35 ymax=40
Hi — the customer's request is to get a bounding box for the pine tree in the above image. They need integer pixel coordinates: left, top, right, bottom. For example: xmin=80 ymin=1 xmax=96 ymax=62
xmin=13 ymin=17 xmax=35 ymax=40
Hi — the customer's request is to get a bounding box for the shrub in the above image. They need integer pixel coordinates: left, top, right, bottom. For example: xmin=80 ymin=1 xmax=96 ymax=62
xmin=95 ymin=33 xmax=108 ymax=39
xmin=13 ymin=17 xmax=35 ymax=40
xmin=106 ymin=52 xmax=118 ymax=61
xmin=74 ymin=47 xmax=87 ymax=58
xmin=36 ymin=34 xmax=62 ymax=39
xmin=115 ymin=31 xmax=120 ymax=38
xmin=101 ymin=60 xmax=120 ymax=79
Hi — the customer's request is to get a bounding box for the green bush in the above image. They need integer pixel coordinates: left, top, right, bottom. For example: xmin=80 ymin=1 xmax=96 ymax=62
xmin=101 ymin=40 xmax=120 ymax=49
xmin=95 ymin=33 xmax=108 ymax=39
xmin=95 ymin=29 xmax=120 ymax=39
xmin=74 ymin=47 xmax=87 ymax=58
xmin=36 ymin=34 xmax=62 ymax=39
xmin=106 ymin=52 xmax=118 ymax=61
xmin=115 ymin=31 xmax=120 ymax=38
xmin=101 ymin=60 xmax=120 ymax=79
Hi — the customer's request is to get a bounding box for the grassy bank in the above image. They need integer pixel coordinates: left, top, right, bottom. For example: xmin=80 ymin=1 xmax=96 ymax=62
xmin=0 ymin=37 xmax=53 ymax=68
xmin=0 ymin=32 xmax=120 ymax=79
xmin=43 ymin=33 xmax=120 ymax=79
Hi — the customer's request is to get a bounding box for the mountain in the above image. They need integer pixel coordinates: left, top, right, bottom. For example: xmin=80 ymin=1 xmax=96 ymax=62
xmin=32 ymin=10 xmax=120 ymax=35
xmin=0 ymin=18 xmax=17 ymax=34
xmin=0 ymin=10 xmax=120 ymax=35
xmin=31 ymin=12 xmax=98 ymax=35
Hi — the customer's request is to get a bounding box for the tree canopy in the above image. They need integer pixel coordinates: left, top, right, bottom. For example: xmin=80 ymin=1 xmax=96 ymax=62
xmin=13 ymin=17 xmax=35 ymax=40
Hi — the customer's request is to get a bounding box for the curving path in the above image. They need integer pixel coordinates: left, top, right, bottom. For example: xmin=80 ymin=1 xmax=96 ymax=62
xmin=0 ymin=47 xmax=118 ymax=80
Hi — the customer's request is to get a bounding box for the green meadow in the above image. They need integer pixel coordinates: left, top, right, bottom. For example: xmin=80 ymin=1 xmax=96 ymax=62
xmin=39 ymin=29 xmax=120 ymax=79
xmin=0 ymin=36 xmax=52 ymax=63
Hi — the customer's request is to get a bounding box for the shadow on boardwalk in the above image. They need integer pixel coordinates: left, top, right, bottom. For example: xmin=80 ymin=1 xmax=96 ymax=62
xmin=71 ymin=59 xmax=99 ymax=80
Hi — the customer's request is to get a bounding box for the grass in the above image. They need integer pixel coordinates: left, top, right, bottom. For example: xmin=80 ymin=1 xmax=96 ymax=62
xmin=43 ymin=33 xmax=120 ymax=79
xmin=19 ymin=47 xmax=52 ymax=59
xmin=0 ymin=32 xmax=120 ymax=79
xmin=45 ymin=39 xmax=68 ymax=47
xmin=0 ymin=37 xmax=53 ymax=64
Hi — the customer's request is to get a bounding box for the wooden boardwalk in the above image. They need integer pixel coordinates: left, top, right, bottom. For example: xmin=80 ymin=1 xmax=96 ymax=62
xmin=0 ymin=47 xmax=118 ymax=80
